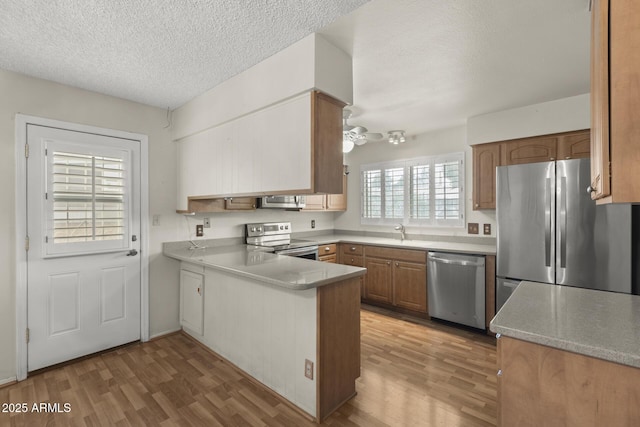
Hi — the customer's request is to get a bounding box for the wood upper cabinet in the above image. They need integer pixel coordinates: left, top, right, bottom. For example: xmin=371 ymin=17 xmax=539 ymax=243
xmin=303 ymin=194 xmax=326 ymax=210
xmin=590 ymin=0 xmax=640 ymax=203
xmin=187 ymin=197 xmax=257 ymax=212
xmin=502 ymin=134 xmax=558 ymax=165
xmin=557 ymin=129 xmax=591 ymax=160
xmin=497 ymin=336 xmax=640 ymax=426
xmin=302 ymin=166 xmax=347 ymax=212
xmin=472 ymin=143 xmax=501 ymax=210
xmin=312 ymin=92 xmax=345 ymax=195
xmin=472 ymin=130 xmax=591 ymax=209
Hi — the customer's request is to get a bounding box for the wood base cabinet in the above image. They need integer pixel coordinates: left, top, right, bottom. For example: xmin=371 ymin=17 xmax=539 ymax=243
xmin=498 ymin=336 xmax=640 ymax=426
xmin=363 ymin=257 xmax=393 ymax=304
xmin=319 ymin=243 xmax=337 ymax=263
xmin=338 ymin=244 xmax=365 ymax=298
xmin=362 ymin=246 xmax=428 ymax=315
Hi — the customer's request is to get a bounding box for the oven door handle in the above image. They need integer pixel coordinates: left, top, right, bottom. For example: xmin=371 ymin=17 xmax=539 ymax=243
xmin=276 ymin=246 xmax=319 ymax=257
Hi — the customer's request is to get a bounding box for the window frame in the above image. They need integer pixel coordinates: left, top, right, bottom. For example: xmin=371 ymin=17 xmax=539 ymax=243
xmin=360 ymin=152 xmax=465 ymax=228
xmin=43 ymin=139 xmax=132 ymax=258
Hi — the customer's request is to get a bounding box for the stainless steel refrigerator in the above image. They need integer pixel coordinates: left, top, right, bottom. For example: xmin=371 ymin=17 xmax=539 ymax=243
xmin=496 ymin=158 xmax=633 ymax=311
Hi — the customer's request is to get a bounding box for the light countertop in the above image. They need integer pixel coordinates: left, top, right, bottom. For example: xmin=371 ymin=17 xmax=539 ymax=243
xmin=308 ymin=233 xmax=496 ymax=255
xmin=490 ymin=281 xmax=640 ymax=368
xmin=164 ymin=244 xmax=366 ymax=291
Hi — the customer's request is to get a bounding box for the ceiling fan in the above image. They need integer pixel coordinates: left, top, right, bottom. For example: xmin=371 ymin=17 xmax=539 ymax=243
xmin=343 ymin=109 xmax=383 ymax=151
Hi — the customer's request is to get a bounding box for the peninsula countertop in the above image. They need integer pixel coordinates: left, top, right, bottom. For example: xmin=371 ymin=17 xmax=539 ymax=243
xmin=490 ymin=281 xmax=640 ymax=368
xmin=163 ymin=243 xmax=366 ymax=291
xmin=308 ymin=233 xmax=496 ymax=255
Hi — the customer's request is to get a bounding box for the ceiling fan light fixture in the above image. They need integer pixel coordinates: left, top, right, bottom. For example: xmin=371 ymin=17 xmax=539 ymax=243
xmin=343 ymin=138 xmax=355 ymax=153
xmin=388 ymin=130 xmax=406 ymax=145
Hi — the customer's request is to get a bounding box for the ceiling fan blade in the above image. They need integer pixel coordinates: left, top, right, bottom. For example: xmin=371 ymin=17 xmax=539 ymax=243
xmin=364 ymin=132 xmax=384 ymax=140
xmin=343 ymin=124 xmax=355 ymax=132
xmin=351 ymin=125 xmax=368 ymax=135
xmin=353 ymin=138 xmax=368 ymax=146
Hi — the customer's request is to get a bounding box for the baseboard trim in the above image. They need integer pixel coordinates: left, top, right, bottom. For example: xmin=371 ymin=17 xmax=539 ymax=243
xmin=149 ymin=327 xmax=182 ymax=341
xmin=0 ymin=376 xmax=17 ymax=389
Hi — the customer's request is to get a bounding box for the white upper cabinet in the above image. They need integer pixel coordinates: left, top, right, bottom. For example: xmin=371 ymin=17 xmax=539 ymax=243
xmin=173 ymin=33 xmax=351 ymax=212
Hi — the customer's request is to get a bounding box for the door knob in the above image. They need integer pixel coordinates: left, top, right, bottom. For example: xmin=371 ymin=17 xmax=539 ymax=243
xmin=127 ymin=249 xmax=138 ymax=256
xmin=587 ymin=185 xmax=596 ymax=194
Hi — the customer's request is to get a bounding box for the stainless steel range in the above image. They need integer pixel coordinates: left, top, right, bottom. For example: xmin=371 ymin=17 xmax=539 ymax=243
xmin=245 ymin=222 xmax=319 ymax=260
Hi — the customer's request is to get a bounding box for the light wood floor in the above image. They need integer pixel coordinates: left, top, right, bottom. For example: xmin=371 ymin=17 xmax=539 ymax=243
xmin=0 ymin=307 xmax=497 ymax=426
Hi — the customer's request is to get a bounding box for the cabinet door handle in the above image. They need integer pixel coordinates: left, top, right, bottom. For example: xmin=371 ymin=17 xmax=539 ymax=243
xmin=387 ymin=261 xmax=391 ymax=265
xmin=395 ymin=262 xmax=399 ymax=266
xmin=497 ymin=369 xmax=502 ymax=377
xmin=587 ymin=185 xmax=596 ymax=194
xmin=351 ymin=258 xmax=354 ymax=263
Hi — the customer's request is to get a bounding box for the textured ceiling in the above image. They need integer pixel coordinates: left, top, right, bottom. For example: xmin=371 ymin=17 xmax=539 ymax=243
xmin=1 ymin=0 xmax=591 ymax=137
xmin=0 ymin=0 xmax=368 ymax=109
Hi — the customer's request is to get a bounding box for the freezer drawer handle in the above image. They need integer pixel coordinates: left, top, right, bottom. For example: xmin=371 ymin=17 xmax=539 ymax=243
xmin=428 ymin=256 xmax=483 ymax=267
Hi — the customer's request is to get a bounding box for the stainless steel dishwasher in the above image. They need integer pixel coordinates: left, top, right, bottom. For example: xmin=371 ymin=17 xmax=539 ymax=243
xmin=427 ymin=252 xmax=486 ymax=329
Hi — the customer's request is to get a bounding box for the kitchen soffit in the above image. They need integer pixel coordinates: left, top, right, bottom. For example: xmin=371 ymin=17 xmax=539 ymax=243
xmin=0 ymin=0 xmax=591 ymax=137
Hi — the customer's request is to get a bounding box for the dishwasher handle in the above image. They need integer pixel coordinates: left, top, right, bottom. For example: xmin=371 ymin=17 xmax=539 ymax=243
xmin=428 ymin=254 xmax=484 ymax=267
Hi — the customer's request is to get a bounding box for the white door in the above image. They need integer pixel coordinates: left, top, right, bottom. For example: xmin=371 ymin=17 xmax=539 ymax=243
xmin=26 ymin=124 xmax=141 ymax=371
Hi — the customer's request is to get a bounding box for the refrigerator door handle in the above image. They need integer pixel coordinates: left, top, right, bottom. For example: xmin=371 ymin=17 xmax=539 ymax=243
xmin=559 ymin=176 xmax=567 ymax=268
xmin=545 ymin=177 xmax=552 ymax=267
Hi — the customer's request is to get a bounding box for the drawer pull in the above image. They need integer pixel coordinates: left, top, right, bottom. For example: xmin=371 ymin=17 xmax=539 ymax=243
xmin=350 ymin=247 xmax=357 ymax=251
xmin=324 ymin=246 xmax=331 ymax=251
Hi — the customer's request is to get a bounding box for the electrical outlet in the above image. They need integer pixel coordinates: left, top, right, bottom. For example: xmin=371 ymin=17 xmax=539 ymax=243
xmin=305 ymin=359 xmax=314 ymax=380
xmin=311 ymin=220 xmax=316 ymax=229
xmin=468 ymin=223 xmax=479 ymax=234
xmin=152 ymin=214 xmax=160 ymax=226
xmin=196 ymin=224 xmax=204 ymax=237
xmin=483 ymin=223 xmax=491 ymax=235
xmin=203 ymin=217 xmax=211 ymax=228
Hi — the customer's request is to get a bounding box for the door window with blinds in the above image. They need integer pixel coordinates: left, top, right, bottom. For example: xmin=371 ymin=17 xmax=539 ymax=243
xmin=361 ymin=153 xmax=464 ymax=227
xmin=43 ymin=140 xmax=131 ymax=257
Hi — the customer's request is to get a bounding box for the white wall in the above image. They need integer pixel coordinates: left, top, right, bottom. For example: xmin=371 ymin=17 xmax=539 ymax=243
xmin=0 ymin=69 xmax=180 ymax=382
xmin=335 ymin=125 xmax=496 ymax=238
xmin=467 ymin=93 xmax=590 ymax=144
xmin=182 ymin=210 xmax=336 ymax=242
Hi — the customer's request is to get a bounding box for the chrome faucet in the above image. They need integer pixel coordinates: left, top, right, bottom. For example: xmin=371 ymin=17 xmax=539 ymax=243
xmin=394 ymin=224 xmax=406 ymax=241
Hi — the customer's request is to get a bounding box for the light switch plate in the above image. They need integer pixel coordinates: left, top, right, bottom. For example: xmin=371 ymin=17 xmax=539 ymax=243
xmin=196 ymin=224 xmax=204 ymax=237
xmin=203 ymin=217 xmax=211 ymax=228
xmin=468 ymin=223 xmax=479 ymax=234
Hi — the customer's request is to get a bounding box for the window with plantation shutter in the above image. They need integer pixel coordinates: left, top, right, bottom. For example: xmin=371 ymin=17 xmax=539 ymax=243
xmin=361 ymin=153 xmax=464 ymax=227
xmin=44 ymin=140 xmax=131 ymax=256
xmin=362 ymin=170 xmax=382 ymax=219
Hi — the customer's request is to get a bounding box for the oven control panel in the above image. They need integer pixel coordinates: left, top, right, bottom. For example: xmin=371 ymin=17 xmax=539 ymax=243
xmin=246 ymin=222 xmax=291 ymax=237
